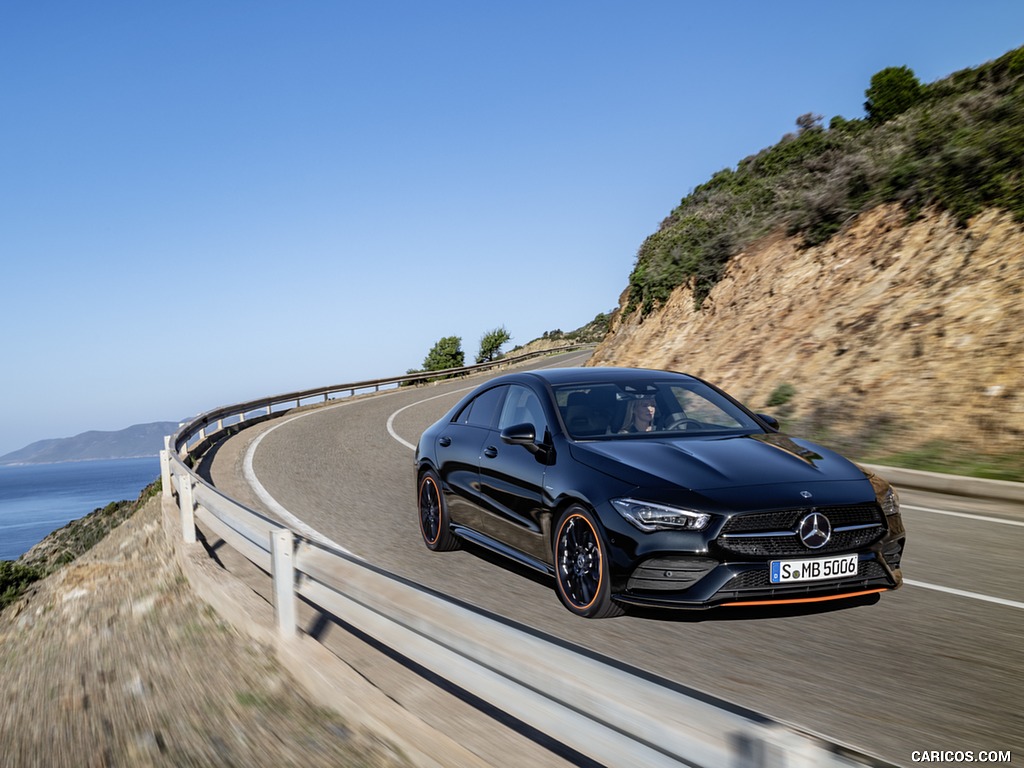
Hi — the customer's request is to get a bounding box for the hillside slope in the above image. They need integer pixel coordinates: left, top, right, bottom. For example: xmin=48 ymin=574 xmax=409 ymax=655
xmin=590 ymin=204 xmax=1024 ymax=475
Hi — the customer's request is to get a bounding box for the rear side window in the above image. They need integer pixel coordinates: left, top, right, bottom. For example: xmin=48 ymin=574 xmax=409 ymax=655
xmin=456 ymin=385 xmax=507 ymax=428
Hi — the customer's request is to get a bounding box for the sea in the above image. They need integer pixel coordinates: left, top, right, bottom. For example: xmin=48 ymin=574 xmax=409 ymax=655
xmin=0 ymin=457 xmax=161 ymax=561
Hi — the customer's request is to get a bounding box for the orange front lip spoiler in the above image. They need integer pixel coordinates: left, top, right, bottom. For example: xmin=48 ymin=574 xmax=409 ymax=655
xmin=723 ymin=588 xmax=888 ymax=607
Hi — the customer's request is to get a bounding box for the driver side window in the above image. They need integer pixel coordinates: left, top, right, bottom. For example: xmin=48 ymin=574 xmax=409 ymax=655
xmin=498 ymin=385 xmax=547 ymax=437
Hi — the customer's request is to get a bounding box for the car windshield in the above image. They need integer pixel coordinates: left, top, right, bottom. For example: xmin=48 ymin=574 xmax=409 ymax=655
xmin=552 ymin=379 xmax=762 ymax=439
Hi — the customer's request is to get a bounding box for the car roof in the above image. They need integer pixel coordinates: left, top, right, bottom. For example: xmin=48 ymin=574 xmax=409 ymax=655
xmin=515 ymin=366 xmax=699 ymax=386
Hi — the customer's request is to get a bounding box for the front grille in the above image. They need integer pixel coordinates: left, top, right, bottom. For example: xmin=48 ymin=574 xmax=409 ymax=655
xmin=717 ymin=503 xmax=884 ymax=557
xmin=720 ymin=503 xmax=881 ymax=534
xmin=719 ymin=527 xmax=884 ymax=557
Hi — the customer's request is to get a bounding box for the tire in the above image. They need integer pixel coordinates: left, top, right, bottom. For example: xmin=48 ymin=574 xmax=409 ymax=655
xmin=418 ymin=470 xmax=460 ymax=551
xmin=553 ymin=505 xmax=623 ymax=618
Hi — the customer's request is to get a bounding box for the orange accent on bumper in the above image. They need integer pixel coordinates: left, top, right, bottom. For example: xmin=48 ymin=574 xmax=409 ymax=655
xmin=723 ymin=588 xmax=888 ymax=607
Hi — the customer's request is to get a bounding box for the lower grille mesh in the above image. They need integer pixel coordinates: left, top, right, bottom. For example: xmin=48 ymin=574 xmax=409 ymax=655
xmin=627 ymin=557 xmax=716 ymax=592
xmin=722 ymin=560 xmax=888 ymax=591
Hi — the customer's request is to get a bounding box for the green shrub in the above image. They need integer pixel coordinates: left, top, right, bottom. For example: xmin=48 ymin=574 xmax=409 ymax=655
xmin=422 ymin=335 xmax=464 ymax=372
xmin=476 ymin=326 xmax=512 ymax=363
xmin=0 ymin=561 xmax=42 ymax=611
xmin=865 ymin=66 xmax=924 ymax=123
xmin=766 ymin=383 xmax=797 ymax=408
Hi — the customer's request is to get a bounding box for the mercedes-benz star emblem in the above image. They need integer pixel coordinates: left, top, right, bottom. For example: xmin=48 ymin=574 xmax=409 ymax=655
xmin=798 ymin=511 xmax=832 ymax=549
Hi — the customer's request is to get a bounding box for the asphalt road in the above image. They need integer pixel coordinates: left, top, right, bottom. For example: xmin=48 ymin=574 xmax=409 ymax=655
xmin=211 ymin=351 xmax=1023 ymax=768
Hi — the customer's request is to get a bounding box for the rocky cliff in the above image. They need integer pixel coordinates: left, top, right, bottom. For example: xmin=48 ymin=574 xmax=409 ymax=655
xmin=590 ymin=205 xmax=1024 ymax=470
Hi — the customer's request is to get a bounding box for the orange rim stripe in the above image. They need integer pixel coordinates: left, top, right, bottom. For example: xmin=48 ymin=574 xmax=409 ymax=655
xmin=557 ymin=513 xmax=603 ymax=610
xmin=723 ymin=588 xmax=888 ymax=607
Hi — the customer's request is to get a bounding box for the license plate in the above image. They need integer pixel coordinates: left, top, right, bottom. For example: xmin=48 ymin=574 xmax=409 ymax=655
xmin=770 ymin=554 xmax=858 ymax=584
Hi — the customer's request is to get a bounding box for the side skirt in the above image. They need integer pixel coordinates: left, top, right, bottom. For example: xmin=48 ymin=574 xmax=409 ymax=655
xmin=451 ymin=525 xmax=554 ymax=577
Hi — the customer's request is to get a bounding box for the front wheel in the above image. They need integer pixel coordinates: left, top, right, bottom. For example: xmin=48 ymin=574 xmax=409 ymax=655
xmin=418 ymin=470 xmax=460 ymax=551
xmin=553 ymin=505 xmax=623 ymax=618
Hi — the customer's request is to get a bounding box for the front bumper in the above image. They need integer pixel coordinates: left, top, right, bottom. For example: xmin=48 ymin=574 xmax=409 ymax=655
xmin=613 ymin=551 xmax=901 ymax=609
xmin=610 ymin=517 xmax=906 ymax=610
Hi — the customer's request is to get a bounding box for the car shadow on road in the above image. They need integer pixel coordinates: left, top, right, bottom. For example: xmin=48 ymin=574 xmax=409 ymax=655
xmin=459 ymin=540 xmax=556 ymax=588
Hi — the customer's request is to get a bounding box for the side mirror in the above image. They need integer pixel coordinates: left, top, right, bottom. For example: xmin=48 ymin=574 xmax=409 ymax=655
xmin=756 ymin=413 xmax=780 ymax=431
xmin=500 ymin=422 xmax=537 ymax=446
xmin=500 ymin=423 xmax=554 ymax=463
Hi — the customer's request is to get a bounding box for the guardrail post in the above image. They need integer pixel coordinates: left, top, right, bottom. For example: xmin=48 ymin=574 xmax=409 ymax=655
xmin=160 ymin=440 xmax=172 ymax=500
xmin=271 ymin=529 xmax=297 ymax=638
xmin=179 ymin=473 xmax=197 ymax=544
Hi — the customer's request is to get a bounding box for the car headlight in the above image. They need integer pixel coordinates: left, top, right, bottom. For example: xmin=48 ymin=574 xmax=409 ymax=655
xmin=881 ymin=487 xmax=900 ymax=516
xmin=611 ymin=498 xmax=711 ymax=532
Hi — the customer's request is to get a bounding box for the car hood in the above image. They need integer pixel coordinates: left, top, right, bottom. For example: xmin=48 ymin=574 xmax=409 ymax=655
xmin=569 ymin=432 xmax=868 ymax=493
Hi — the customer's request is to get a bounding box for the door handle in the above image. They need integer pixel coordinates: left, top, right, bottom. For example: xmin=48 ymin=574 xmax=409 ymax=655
xmin=483 ymin=446 xmax=498 ymax=459
xmin=439 ymin=436 xmax=451 ymax=447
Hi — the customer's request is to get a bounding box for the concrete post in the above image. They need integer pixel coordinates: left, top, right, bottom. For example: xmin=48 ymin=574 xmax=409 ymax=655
xmin=160 ymin=444 xmax=172 ymax=500
xmin=179 ymin=473 xmax=197 ymax=544
xmin=271 ymin=529 xmax=297 ymax=638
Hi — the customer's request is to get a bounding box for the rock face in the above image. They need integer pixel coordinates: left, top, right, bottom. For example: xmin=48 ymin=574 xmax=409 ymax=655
xmin=590 ymin=205 xmax=1024 ymax=459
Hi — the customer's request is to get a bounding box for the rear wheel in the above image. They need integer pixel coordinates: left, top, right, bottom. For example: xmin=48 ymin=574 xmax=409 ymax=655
xmin=553 ymin=505 xmax=623 ymax=618
xmin=418 ymin=470 xmax=460 ymax=551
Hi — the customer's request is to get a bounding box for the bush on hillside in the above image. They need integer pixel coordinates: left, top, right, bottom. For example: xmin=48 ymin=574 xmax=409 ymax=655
xmin=865 ymin=66 xmax=924 ymax=123
xmin=0 ymin=561 xmax=42 ymax=611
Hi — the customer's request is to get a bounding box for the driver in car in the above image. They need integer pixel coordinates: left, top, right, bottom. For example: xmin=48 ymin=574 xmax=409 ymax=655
xmin=619 ymin=395 xmax=658 ymax=433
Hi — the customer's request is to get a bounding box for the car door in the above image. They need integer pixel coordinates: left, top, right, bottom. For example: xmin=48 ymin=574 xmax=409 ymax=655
xmin=435 ymin=384 xmax=507 ymax=529
xmin=477 ymin=383 xmax=551 ymax=562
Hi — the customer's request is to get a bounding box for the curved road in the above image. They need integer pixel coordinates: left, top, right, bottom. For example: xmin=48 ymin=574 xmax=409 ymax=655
xmin=208 ymin=351 xmax=1023 ymax=767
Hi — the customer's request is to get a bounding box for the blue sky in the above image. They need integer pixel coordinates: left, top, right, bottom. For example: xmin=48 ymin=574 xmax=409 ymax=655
xmin=2 ymin=2 xmax=1022 ymax=457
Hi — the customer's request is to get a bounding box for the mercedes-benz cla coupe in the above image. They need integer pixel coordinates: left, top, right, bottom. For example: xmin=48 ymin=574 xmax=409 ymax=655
xmin=415 ymin=367 xmax=906 ymax=618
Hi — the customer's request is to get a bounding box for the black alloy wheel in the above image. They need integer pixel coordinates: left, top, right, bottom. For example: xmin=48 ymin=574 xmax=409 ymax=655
xmin=554 ymin=505 xmax=623 ymax=618
xmin=418 ymin=470 xmax=460 ymax=551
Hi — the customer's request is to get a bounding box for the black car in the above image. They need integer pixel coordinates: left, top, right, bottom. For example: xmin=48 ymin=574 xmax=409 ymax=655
xmin=415 ymin=367 xmax=905 ymax=618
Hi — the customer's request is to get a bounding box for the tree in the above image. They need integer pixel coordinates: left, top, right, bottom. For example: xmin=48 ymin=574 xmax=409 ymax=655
xmin=422 ymin=335 xmax=464 ymax=372
xmin=795 ymin=112 xmax=823 ymax=134
xmin=476 ymin=326 xmax=511 ymax=363
xmin=864 ymin=66 xmax=923 ymax=124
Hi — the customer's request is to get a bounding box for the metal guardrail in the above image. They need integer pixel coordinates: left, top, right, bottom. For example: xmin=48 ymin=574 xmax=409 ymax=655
xmin=160 ymin=346 xmax=893 ymax=768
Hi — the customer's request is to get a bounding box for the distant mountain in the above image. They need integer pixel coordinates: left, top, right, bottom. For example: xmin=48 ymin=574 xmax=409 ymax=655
xmin=0 ymin=422 xmax=181 ymax=465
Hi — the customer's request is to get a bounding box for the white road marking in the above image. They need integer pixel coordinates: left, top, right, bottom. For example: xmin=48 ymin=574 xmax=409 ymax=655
xmin=386 ymin=387 xmax=475 ymax=450
xmin=900 ymin=506 xmax=1023 ymax=609
xmin=242 ymin=400 xmax=362 ymax=555
xmin=902 ymin=504 xmax=1024 ymax=527
xmin=904 ymin=580 xmax=1024 ymax=611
